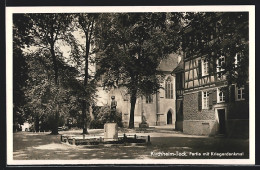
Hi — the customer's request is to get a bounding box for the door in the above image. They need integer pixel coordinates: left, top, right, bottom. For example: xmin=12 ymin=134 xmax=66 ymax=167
xmin=167 ymin=110 xmax=172 ymax=124
xmin=218 ymin=109 xmax=226 ymax=134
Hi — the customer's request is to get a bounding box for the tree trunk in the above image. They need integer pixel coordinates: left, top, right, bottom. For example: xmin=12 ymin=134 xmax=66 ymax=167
xmin=52 ymin=108 xmax=59 ymax=135
xmin=50 ymin=44 xmax=59 ymax=135
xmin=129 ymin=90 xmax=137 ymax=129
xmin=80 ymin=16 xmax=95 ymax=134
xmin=82 ymin=100 xmax=89 ymax=134
xmin=35 ymin=114 xmax=39 ymax=132
xmin=82 ymin=36 xmax=90 ymax=134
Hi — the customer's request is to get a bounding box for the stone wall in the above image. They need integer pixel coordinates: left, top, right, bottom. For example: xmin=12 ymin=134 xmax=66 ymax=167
xmin=183 ymin=92 xmax=216 ymax=135
xmin=183 ymin=90 xmax=249 ymax=137
xmin=183 ymin=120 xmax=217 ymax=135
xmin=183 ymin=92 xmax=215 ymax=120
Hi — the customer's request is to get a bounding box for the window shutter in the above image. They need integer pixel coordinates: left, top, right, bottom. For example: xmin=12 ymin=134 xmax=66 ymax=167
xmin=245 ymin=83 xmax=249 ymax=101
xmin=209 ymin=58 xmax=213 ymax=75
xmin=198 ymin=91 xmax=202 ymax=111
xmin=230 ymin=85 xmax=235 ymax=102
xmin=209 ymin=90 xmax=213 ymax=109
xmin=212 ymin=89 xmax=217 ymax=105
xmin=198 ymin=59 xmax=202 ymax=78
xmin=224 ymin=87 xmax=229 ymax=102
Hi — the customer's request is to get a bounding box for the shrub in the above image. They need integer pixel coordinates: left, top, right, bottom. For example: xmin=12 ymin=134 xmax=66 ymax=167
xmin=90 ymin=105 xmax=123 ymax=129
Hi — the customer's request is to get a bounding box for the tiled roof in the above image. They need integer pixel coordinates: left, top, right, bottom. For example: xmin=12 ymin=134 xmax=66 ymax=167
xmin=172 ymin=59 xmax=184 ymax=73
xmin=157 ymin=53 xmax=180 ymax=72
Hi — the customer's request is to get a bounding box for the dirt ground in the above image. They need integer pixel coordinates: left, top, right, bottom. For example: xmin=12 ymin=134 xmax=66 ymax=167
xmin=13 ymin=128 xmax=249 ymax=160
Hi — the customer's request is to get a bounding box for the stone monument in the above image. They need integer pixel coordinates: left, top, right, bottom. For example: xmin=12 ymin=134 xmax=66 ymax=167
xmin=104 ymin=96 xmax=118 ymax=141
xmin=139 ymin=112 xmax=149 ymax=128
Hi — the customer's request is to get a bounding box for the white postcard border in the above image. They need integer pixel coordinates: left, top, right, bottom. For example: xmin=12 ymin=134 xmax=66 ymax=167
xmin=6 ymin=5 xmax=255 ymax=165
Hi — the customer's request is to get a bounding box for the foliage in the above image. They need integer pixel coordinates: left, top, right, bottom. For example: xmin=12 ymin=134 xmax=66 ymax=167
xmin=13 ymin=14 xmax=32 ymax=130
xmin=13 ymin=13 xmax=98 ymax=133
xmin=22 ymin=47 xmax=83 ymax=132
xmin=94 ymin=13 xmax=183 ymax=128
xmin=71 ymin=13 xmax=99 ymax=134
xmin=90 ymin=105 xmax=123 ymax=129
xmin=182 ymin=12 xmax=249 ymax=87
xmin=13 ymin=12 xmax=248 ymax=131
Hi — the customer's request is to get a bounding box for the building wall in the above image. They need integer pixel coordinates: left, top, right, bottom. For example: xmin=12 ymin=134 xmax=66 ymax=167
xmin=143 ymin=96 xmax=157 ymax=126
xmin=176 ymin=99 xmax=183 ymax=131
xmin=96 ymin=87 xmax=109 ymax=106
xmin=183 ymin=120 xmax=217 ymax=135
xmin=96 ymin=74 xmax=176 ymax=128
xmin=183 ymin=91 xmax=217 ymax=135
xmin=225 ymin=119 xmax=249 ymax=138
xmin=228 ymin=100 xmax=249 ymax=119
xmin=183 ymin=92 xmax=215 ymax=120
xmin=183 ymin=86 xmax=249 ymax=137
xmin=158 ymin=97 xmax=175 ymax=126
xmin=157 ymin=76 xmax=176 ymax=126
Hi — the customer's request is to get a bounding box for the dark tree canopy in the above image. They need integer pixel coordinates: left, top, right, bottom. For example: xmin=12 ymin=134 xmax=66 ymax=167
xmin=13 ymin=14 xmax=31 ymax=128
xmin=13 ymin=12 xmax=249 ymax=131
xmin=182 ymin=12 xmax=249 ymax=87
xmin=95 ymin=13 xmax=183 ymax=128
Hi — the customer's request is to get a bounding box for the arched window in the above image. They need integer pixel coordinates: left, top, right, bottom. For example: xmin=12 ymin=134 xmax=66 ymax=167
xmin=165 ymin=76 xmax=173 ymax=99
xmin=145 ymin=94 xmax=153 ymax=103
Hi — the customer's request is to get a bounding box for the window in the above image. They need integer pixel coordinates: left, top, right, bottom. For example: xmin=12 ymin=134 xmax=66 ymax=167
xmin=236 ymin=86 xmax=245 ymax=101
xmin=202 ymin=91 xmax=209 ymax=109
xmin=146 ymin=94 xmax=153 ymax=103
xmin=217 ymin=88 xmax=225 ymax=103
xmin=235 ymin=53 xmax=241 ymax=68
xmin=165 ymin=77 xmax=173 ymax=99
xmin=202 ymin=58 xmax=209 ymax=76
xmin=217 ymin=56 xmax=225 ymax=72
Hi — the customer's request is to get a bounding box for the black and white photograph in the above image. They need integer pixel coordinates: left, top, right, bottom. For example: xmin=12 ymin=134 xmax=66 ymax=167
xmin=6 ymin=6 xmax=255 ymax=165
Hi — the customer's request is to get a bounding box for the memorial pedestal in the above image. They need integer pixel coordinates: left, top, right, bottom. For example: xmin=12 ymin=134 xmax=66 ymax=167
xmin=139 ymin=122 xmax=149 ymax=128
xmin=104 ymin=123 xmax=118 ymax=142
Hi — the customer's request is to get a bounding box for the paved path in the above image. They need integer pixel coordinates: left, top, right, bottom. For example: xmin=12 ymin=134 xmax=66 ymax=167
xmin=13 ymin=128 xmax=249 ymax=160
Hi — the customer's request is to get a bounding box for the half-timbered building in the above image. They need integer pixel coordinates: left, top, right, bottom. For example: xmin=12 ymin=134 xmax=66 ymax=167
xmin=180 ymin=13 xmax=249 ymax=138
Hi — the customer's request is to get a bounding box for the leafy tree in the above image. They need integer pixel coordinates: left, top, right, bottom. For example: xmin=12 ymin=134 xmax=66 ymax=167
xmin=23 ymin=47 xmax=83 ymax=132
xmin=182 ymin=12 xmax=249 ymax=87
xmin=22 ymin=13 xmax=73 ymax=134
xmin=74 ymin=13 xmax=99 ymax=134
xmin=14 ymin=13 xmax=98 ymax=134
xmin=90 ymin=105 xmax=123 ymax=129
xmin=95 ymin=13 xmax=183 ymax=128
xmin=13 ymin=14 xmax=32 ymax=131
xmin=14 ymin=13 xmax=89 ymax=134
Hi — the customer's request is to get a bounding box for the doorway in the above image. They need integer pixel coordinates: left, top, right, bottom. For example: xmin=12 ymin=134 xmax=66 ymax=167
xmin=167 ymin=110 xmax=172 ymax=124
xmin=218 ymin=109 xmax=226 ymax=134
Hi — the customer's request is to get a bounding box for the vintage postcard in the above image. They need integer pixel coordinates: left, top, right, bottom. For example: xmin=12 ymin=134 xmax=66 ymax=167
xmin=6 ymin=5 xmax=255 ymax=165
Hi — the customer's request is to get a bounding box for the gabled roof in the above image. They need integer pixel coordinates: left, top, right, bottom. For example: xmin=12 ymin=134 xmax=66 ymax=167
xmin=157 ymin=53 xmax=179 ymax=72
xmin=172 ymin=59 xmax=184 ymax=74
